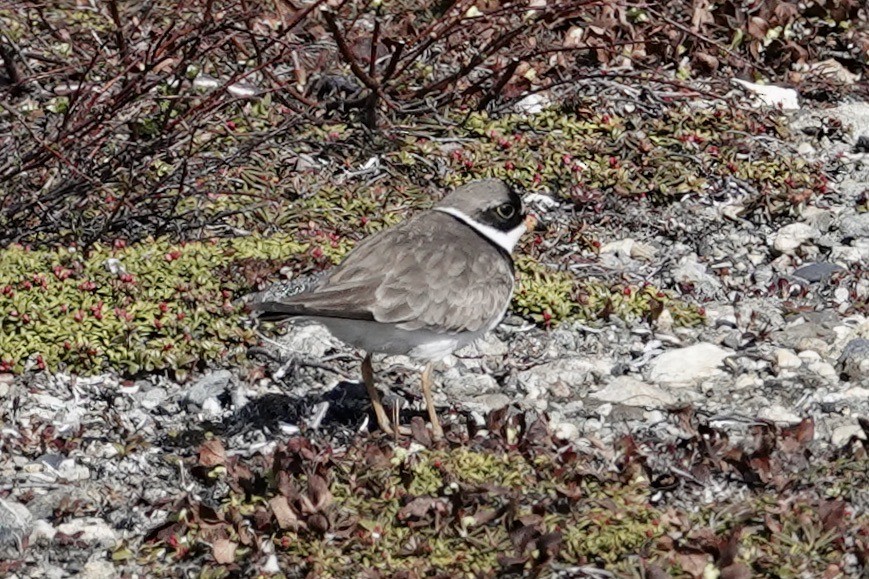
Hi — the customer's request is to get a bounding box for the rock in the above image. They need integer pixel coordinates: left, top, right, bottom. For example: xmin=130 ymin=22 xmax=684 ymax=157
xmin=733 ymin=373 xmax=762 ymax=390
xmin=55 ymin=518 xmax=118 ymax=546
xmin=830 ymin=238 xmax=869 ymax=264
xmin=201 ymin=396 xmax=223 ymax=418
xmin=50 ymin=457 xmax=89 ymax=482
xmin=774 ymin=349 xmax=802 ymax=372
xmin=808 ymin=59 xmax=860 ymax=85
xmin=647 ymin=343 xmax=732 ymax=387
xmin=654 ymin=308 xmax=675 ymax=333
xmin=0 ymin=498 xmax=32 ymax=557
xmin=805 ymin=359 xmax=839 ymax=383
xmin=769 ymin=223 xmax=818 ymax=253
xmin=590 ymin=376 xmax=676 ymax=407
xmin=440 ymin=372 xmax=499 ymax=399
xmin=731 ymin=78 xmax=799 ymax=110
xmin=599 ymin=238 xmax=656 ymax=261
xmin=462 ymin=393 xmax=512 ymax=415
xmin=553 ymin=421 xmax=580 ymax=441
xmin=757 ymin=405 xmax=803 ymax=425
xmin=185 ymin=370 xmax=232 ymax=408
xmin=838 ymin=338 xmax=869 ymax=382
xmin=517 ymin=358 xmax=599 ymax=398
xmin=523 ymin=193 xmax=560 ymax=213
xmin=227 ymin=81 xmax=260 ymax=98
xmin=79 ymin=561 xmax=117 ymax=579
xmin=801 ymin=207 xmax=835 ymax=232
xmin=277 ymin=323 xmax=340 ymax=358
xmin=793 ymin=262 xmax=845 ymax=283
xmin=831 ymin=424 xmax=867 ymax=446
xmin=839 ymin=213 xmax=869 ymax=239
xmin=672 ymin=254 xmax=721 ymax=296
xmin=843 ymin=386 xmax=869 ymax=399
xmin=514 ymin=92 xmax=550 ymax=114
xmin=136 ymin=386 xmax=169 ymax=410
xmin=262 ymin=554 xmax=282 ymax=575
xmin=193 ymin=73 xmax=220 ymax=90
xmin=773 ymin=322 xmax=835 ymax=351
xmin=600 ymin=238 xmax=637 ymax=260
xmin=466 ymin=333 xmax=509 ymax=357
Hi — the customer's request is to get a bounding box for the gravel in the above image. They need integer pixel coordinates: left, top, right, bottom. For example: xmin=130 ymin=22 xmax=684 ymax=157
xmin=2 ymin=101 xmax=869 ymax=576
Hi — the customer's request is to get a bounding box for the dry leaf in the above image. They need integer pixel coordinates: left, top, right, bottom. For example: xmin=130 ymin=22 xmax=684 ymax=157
xmin=198 ymin=439 xmax=227 ymax=467
xmin=269 ymin=496 xmax=302 ymax=530
xmin=212 ymin=538 xmax=237 ymax=564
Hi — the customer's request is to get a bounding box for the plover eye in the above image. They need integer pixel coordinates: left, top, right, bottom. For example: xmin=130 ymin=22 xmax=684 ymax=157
xmin=495 ymin=203 xmax=516 ymax=219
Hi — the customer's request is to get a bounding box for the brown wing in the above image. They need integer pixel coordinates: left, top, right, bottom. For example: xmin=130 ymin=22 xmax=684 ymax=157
xmin=253 ymin=212 xmax=514 ymax=334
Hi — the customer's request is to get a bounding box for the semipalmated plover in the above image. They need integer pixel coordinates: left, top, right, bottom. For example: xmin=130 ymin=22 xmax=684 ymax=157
xmin=251 ymin=178 xmax=531 ymax=438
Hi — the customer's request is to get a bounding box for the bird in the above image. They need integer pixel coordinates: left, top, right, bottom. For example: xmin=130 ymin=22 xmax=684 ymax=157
xmin=250 ymin=178 xmax=531 ymax=438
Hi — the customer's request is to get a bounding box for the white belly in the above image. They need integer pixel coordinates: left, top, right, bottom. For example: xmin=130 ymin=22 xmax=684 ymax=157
xmin=305 ymin=317 xmax=482 ymax=361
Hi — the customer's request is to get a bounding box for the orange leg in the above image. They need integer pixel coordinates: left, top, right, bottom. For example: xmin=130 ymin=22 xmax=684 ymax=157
xmin=361 ymin=353 xmax=394 ymax=436
xmin=420 ymin=362 xmax=443 ymax=440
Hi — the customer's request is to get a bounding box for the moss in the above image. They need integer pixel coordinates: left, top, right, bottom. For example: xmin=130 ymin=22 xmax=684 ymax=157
xmin=514 ymin=258 xmax=705 ymax=327
xmin=436 ymin=106 xmax=824 ymax=213
xmin=0 ymin=235 xmax=306 ymax=376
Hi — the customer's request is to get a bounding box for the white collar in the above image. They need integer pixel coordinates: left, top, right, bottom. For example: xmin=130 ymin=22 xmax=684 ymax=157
xmin=434 ymin=207 xmax=525 ymax=253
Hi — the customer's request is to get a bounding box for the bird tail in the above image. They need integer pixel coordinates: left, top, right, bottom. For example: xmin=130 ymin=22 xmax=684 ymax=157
xmin=247 ymin=300 xmax=309 ymax=323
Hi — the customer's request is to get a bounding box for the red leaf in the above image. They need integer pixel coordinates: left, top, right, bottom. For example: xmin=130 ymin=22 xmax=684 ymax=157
xmin=197 ymin=439 xmax=227 ymax=467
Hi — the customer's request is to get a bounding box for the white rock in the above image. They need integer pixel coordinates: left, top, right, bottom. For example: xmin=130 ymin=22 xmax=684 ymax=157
xmin=517 ymin=358 xmax=599 ymax=395
xmin=806 ymin=360 xmax=839 ymax=383
xmin=644 ymin=410 xmax=666 ymax=424
xmin=769 ymin=223 xmax=819 ymax=253
xmin=798 ymin=350 xmax=822 ymax=363
xmin=467 ymin=333 xmax=509 ymax=357
xmin=514 ymin=92 xmax=550 ymax=114
xmin=757 ymin=405 xmax=803 ymax=425
xmin=262 ymin=554 xmax=281 ymax=574
xmin=647 ymin=343 xmax=732 ymax=387
xmin=842 ymin=387 xmax=869 ymax=399
xmin=30 ymin=519 xmax=56 ymax=542
xmin=672 ymin=254 xmax=721 ymax=293
xmin=79 ymin=561 xmax=117 ymax=579
xmin=55 ymin=459 xmax=89 ymax=482
xmin=279 ymin=323 xmax=340 ymax=358
xmin=630 ymin=241 xmax=658 ymax=261
xmin=227 ymin=82 xmax=260 ymax=98
xmin=590 ymin=376 xmax=676 ymax=407
xmin=830 ymin=242 xmax=869 ymax=265
xmin=185 ymin=370 xmax=232 ymax=407
xmin=524 ymin=193 xmax=560 ymax=212
xmin=732 ymin=78 xmax=799 ymax=110
xmin=831 ymin=424 xmax=867 ymax=446
xmin=654 ymin=308 xmax=674 ymax=333
xmin=55 ymin=518 xmax=118 ymax=546
xmin=193 ymin=74 xmax=220 ymax=90
xmin=734 ymin=373 xmax=762 ymax=390
xmin=774 ymin=349 xmax=802 ymax=372
xmin=0 ymin=498 xmax=32 ymax=552
xmin=462 ymin=393 xmax=512 ymax=415
xmin=201 ymin=397 xmax=223 ymax=418
xmin=600 ymin=238 xmax=636 ymax=258
xmin=553 ymin=421 xmax=580 ymax=441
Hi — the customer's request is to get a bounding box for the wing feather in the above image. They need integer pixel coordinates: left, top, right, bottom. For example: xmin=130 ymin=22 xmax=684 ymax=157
xmin=252 ymin=212 xmax=514 ymax=334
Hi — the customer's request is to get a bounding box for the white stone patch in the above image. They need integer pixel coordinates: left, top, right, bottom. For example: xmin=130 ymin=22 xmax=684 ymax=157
xmin=647 ymin=343 xmax=732 ymax=387
xmin=590 ymin=376 xmax=676 ymax=408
